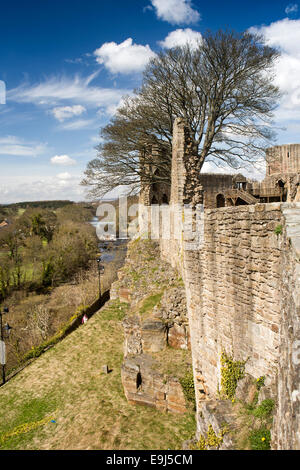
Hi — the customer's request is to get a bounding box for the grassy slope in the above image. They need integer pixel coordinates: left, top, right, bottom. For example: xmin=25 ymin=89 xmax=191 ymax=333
xmin=0 ymin=299 xmax=195 ymax=450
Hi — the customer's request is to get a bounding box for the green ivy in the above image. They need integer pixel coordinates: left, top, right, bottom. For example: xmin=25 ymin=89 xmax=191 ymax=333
xmin=191 ymin=424 xmax=228 ymax=450
xmin=180 ymin=370 xmax=196 ymax=410
xmin=220 ymin=352 xmax=246 ymax=399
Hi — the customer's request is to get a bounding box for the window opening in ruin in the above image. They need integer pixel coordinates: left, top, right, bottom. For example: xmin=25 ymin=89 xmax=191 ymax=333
xmin=277 ymin=180 xmax=286 ymax=202
xmin=162 ymin=194 xmax=169 ymax=205
xmin=151 ymin=195 xmax=158 ymax=204
xmin=216 ymin=194 xmax=225 ymax=208
xmin=136 ymin=372 xmax=142 ymax=390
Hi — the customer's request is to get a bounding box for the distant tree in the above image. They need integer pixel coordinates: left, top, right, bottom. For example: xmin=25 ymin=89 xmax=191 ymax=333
xmin=56 ymin=203 xmax=95 ymax=225
xmin=0 ymin=255 xmax=11 ymax=301
xmin=82 ymin=30 xmax=280 ymax=198
xmin=17 ymin=208 xmax=57 ymax=242
xmin=42 ymin=222 xmax=97 ymax=286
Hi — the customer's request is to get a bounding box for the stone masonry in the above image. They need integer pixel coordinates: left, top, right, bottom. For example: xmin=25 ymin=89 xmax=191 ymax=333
xmin=158 ymin=117 xmax=300 ymax=449
xmin=111 ymin=238 xmax=192 ymax=414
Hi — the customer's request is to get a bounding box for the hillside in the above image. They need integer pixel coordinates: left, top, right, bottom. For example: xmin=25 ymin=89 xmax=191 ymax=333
xmin=0 ymin=249 xmax=195 ymax=450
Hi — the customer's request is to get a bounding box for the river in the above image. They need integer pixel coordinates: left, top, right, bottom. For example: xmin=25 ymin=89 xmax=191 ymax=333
xmin=90 ymin=216 xmax=127 ymax=263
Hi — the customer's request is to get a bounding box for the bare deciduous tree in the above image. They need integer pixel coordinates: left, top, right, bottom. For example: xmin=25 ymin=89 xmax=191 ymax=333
xmin=82 ymin=30 xmax=281 ymax=198
xmin=25 ymin=305 xmax=52 ymax=342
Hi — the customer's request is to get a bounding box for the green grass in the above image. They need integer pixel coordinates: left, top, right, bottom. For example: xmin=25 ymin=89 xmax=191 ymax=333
xmin=0 ymin=299 xmax=195 ymax=450
xmin=252 ymin=399 xmax=274 ymax=419
xmin=249 ymin=428 xmax=271 ymax=450
xmin=0 ymin=396 xmax=58 ymax=449
xmin=139 ymin=292 xmax=163 ymax=315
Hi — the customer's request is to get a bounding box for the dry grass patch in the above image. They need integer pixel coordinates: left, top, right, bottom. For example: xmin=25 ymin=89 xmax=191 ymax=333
xmin=151 ymin=348 xmax=192 ymax=380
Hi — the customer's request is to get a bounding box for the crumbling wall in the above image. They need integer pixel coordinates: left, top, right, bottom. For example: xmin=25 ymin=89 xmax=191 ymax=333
xmin=199 ymin=174 xmax=234 ymax=208
xmin=111 ymin=238 xmax=192 ymax=414
xmin=121 ymin=355 xmax=187 ymax=413
xmin=266 ymin=144 xmax=300 ymax=176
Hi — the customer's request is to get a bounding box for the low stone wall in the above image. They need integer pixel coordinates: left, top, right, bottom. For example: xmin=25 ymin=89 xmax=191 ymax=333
xmin=121 ymin=355 xmax=187 ymax=414
xmin=111 ymin=238 xmax=193 ymax=415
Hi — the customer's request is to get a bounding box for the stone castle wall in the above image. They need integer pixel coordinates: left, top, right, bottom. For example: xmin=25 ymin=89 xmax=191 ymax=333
xmin=266 ymin=144 xmax=300 ymax=176
xmin=158 ymin=117 xmax=300 ymax=449
xmin=180 ymin=203 xmax=284 ymax=395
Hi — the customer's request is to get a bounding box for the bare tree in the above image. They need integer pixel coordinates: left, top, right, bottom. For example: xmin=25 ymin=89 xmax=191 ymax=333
xmin=82 ymin=30 xmax=280 ymax=198
xmin=25 ymin=305 xmax=52 ymax=343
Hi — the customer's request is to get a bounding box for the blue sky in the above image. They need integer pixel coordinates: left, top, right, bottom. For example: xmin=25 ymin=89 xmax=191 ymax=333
xmin=1 ymin=0 xmax=300 ymax=203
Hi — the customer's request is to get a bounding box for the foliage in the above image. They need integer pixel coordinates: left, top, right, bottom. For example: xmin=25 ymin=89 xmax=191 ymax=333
xmin=191 ymin=424 xmax=228 ymax=450
xmin=220 ymin=352 xmax=246 ymax=399
xmin=256 ymin=375 xmax=265 ymax=391
xmin=82 ymin=30 xmax=280 ymax=198
xmin=20 ymin=304 xmax=88 ymax=363
xmin=180 ymin=370 xmax=196 ymax=409
xmin=0 ymin=204 xmax=97 ymax=299
xmin=139 ymin=292 xmax=163 ymax=315
xmin=0 ymin=200 xmax=73 ymax=211
xmin=274 ymin=224 xmax=283 ymax=235
xmin=56 ymin=203 xmax=95 ymax=224
xmin=249 ymin=428 xmax=271 ymax=450
xmin=17 ymin=208 xmax=58 ymax=242
xmin=252 ymin=399 xmax=275 ymax=419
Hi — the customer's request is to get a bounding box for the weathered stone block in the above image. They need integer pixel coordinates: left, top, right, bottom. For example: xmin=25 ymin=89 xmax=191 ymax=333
xmin=141 ymin=320 xmax=166 ymax=353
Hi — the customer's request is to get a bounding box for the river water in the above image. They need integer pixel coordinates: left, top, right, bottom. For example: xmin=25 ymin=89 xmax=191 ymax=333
xmin=90 ymin=216 xmax=127 ymax=262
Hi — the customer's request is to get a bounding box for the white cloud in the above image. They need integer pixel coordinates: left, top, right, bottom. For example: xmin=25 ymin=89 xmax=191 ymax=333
xmin=57 ymin=172 xmax=72 ymax=180
xmin=50 ymin=155 xmax=76 ymax=166
xmin=60 ymin=118 xmax=97 ymax=131
xmin=149 ymin=0 xmax=200 ymax=25
xmin=0 ymin=174 xmax=85 ymax=204
xmin=94 ymin=38 xmax=156 ymax=74
xmin=249 ymin=18 xmax=300 ymax=123
xmin=51 ymin=105 xmax=86 ymax=122
xmin=285 ymin=3 xmax=298 ymax=14
xmin=8 ymin=74 xmax=127 ymax=114
xmin=159 ymin=28 xmax=202 ymax=49
xmin=0 ymin=136 xmax=48 ymax=157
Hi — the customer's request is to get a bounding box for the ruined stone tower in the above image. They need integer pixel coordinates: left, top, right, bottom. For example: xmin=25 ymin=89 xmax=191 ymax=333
xmin=266 ymin=144 xmax=300 ymax=176
xmin=139 ymin=144 xmax=170 ymax=206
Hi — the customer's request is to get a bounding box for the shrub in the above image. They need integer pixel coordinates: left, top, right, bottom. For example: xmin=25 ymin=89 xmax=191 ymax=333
xmin=256 ymin=376 xmax=265 ymax=391
xmin=191 ymin=424 xmax=228 ymax=450
xmin=253 ymin=399 xmax=274 ymax=419
xmin=220 ymin=352 xmax=246 ymax=399
xmin=180 ymin=370 xmax=196 ymax=409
